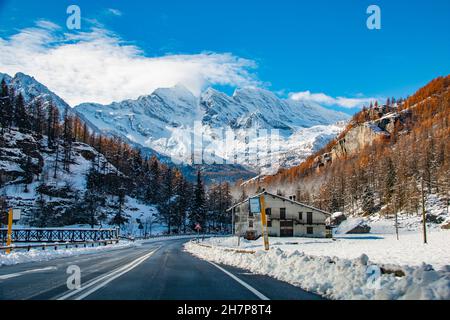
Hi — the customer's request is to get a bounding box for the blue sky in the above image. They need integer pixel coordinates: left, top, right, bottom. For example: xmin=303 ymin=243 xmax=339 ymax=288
xmin=0 ymin=0 xmax=449 ymax=113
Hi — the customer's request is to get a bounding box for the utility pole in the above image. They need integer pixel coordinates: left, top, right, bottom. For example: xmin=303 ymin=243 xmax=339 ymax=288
xmin=394 ymin=194 xmax=399 ymax=240
xmin=421 ymin=177 xmax=428 ymax=244
xmin=231 ymin=208 xmax=234 ymax=236
xmin=394 ymin=209 xmax=399 ymax=241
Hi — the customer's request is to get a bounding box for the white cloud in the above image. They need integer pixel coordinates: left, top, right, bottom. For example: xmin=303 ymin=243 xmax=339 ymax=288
xmin=289 ymin=90 xmax=378 ymax=109
xmin=107 ymin=9 xmax=122 ymax=17
xmin=0 ymin=21 xmax=258 ymax=106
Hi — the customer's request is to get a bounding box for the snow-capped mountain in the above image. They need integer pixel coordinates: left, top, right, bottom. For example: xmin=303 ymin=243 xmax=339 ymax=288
xmin=201 ymin=87 xmax=347 ymax=132
xmin=75 ymin=85 xmax=349 ymax=173
xmin=1 ymin=71 xmax=349 ymax=176
xmin=0 ymin=72 xmax=70 ymax=114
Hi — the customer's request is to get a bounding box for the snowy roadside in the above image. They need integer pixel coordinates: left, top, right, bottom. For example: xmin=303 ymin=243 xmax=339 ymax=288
xmin=200 ymin=230 xmax=450 ymax=270
xmin=0 ymin=241 xmax=138 ymax=267
xmin=185 ymin=239 xmax=450 ymax=300
xmin=0 ymin=234 xmax=220 ymax=267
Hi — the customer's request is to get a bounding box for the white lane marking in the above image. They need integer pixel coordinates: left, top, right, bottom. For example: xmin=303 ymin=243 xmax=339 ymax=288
xmin=74 ymin=251 xmax=155 ymax=300
xmin=207 ymin=261 xmax=270 ymax=300
xmin=57 ymin=248 xmax=159 ymax=300
xmin=0 ymin=267 xmax=57 ymax=280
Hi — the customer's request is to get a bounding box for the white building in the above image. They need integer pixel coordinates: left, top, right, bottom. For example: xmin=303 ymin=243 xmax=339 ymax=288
xmin=228 ymin=191 xmax=332 ymax=239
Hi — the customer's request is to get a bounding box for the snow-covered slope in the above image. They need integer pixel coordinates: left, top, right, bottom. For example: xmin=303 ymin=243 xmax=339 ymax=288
xmin=75 ymin=85 xmax=349 ymax=172
xmin=0 ymin=129 xmax=157 ymax=230
xmin=0 ymin=72 xmax=70 ymax=114
xmin=202 ymin=87 xmax=347 ymax=132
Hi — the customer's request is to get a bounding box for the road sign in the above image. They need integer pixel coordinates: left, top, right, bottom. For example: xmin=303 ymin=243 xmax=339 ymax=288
xmin=249 ymin=197 xmax=261 ymax=214
xmin=195 ymin=223 xmax=202 ymax=231
xmin=12 ymin=209 xmax=21 ymax=221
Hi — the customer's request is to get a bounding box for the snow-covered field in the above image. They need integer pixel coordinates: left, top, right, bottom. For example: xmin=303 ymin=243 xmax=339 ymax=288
xmin=202 ymin=228 xmax=449 ymax=270
xmin=185 ymin=218 xmax=450 ymax=300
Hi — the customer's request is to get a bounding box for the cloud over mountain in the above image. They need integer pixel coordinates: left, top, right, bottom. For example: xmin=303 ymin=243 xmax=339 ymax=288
xmin=289 ymin=90 xmax=378 ymax=109
xmin=0 ymin=21 xmax=259 ymax=106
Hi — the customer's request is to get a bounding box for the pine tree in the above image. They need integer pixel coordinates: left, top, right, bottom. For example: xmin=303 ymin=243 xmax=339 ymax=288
xmin=62 ymin=107 xmax=73 ymax=172
xmin=145 ymin=156 xmax=160 ymax=204
xmin=47 ymin=104 xmax=59 ymax=148
xmin=190 ymin=171 xmax=207 ymax=229
xmin=220 ymin=182 xmax=233 ymax=230
xmin=362 ymin=185 xmax=375 ymax=215
xmin=170 ymin=170 xmax=191 ymax=233
xmin=31 ymin=190 xmax=49 ymax=227
xmin=14 ymin=93 xmax=31 ymax=132
xmin=111 ymin=186 xmax=128 ymax=227
xmin=0 ymin=79 xmax=11 ymax=131
xmin=32 ymin=99 xmax=46 ymax=136
xmin=81 ymin=163 xmax=106 ymax=227
xmin=81 ymin=189 xmax=105 ymax=228
xmin=0 ymin=78 xmax=8 ymax=98
xmin=157 ymin=167 xmax=176 ymax=233
xmin=82 ymin=122 xmax=89 ymax=144
xmin=0 ymin=196 xmax=8 ymax=226
xmin=23 ymin=156 xmax=34 ymax=192
xmin=383 ymin=157 xmax=396 ymax=205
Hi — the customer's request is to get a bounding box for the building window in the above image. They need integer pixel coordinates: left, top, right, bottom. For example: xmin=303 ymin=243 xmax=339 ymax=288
xmin=280 ymin=208 xmax=286 ymax=220
xmin=307 ymin=227 xmax=314 ymax=234
xmin=265 ymin=208 xmax=272 ymax=216
xmin=307 ymin=212 xmax=313 ymax=225
xmin=249 ymin=220 xmax=253 ymax=228
xmin=299 ymin=212 xmax=303 ymax=220
xmin=267 ymin=220 xmax=272 ymax=227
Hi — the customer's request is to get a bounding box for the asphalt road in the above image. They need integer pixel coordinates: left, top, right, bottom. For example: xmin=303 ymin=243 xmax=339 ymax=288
xmin=0 ymin=238 xmax=324 ymax=300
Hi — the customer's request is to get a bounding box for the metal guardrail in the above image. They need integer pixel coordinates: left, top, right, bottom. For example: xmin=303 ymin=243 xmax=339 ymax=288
xmin=0 ymin=239 xmax=119 ymax=252
xmin=0 ymin=228 xmax=119 ymax=243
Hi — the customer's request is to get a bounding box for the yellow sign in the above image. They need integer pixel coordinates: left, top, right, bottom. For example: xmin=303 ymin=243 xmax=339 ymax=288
xmin=6 ymin=208 xmax=13 ymax=254
xmin=259 ymin=196 xmax=270 ymax=251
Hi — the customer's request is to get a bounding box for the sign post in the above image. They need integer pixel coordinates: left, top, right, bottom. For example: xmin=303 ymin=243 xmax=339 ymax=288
xmin=259 ymin=196 xmax=270 ymax=251
xmin=195 ymin=223 xmax=201 ymax=243
xmin=6 ymin=208 xmax=14 ymax=254
xmin=249 ymin=195 xmax=269 ymax=251
xmin=6 ymin=209 xmax=21 ymax=254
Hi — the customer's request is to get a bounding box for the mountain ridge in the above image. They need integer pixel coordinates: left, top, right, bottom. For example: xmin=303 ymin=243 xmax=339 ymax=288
xmin=1 ymin=71 xmax=350 ymax=180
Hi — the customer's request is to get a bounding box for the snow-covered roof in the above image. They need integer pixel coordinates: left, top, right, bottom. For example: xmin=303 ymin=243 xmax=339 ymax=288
xmin=227 ymin=191 xmax=331 ymax=216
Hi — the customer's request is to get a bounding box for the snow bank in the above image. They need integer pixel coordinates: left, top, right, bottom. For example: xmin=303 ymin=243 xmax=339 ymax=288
xmin=201 ymin=229 xmax=450 ymax=270
xmin=0 ymin=241 xmax=137 ymax=267
xmin=185 ymin=242 xmax=450 ymax=300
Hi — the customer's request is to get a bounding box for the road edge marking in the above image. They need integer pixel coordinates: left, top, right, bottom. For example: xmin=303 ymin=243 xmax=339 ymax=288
xmin=207 ymin=261 xmax=270 ymax=300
